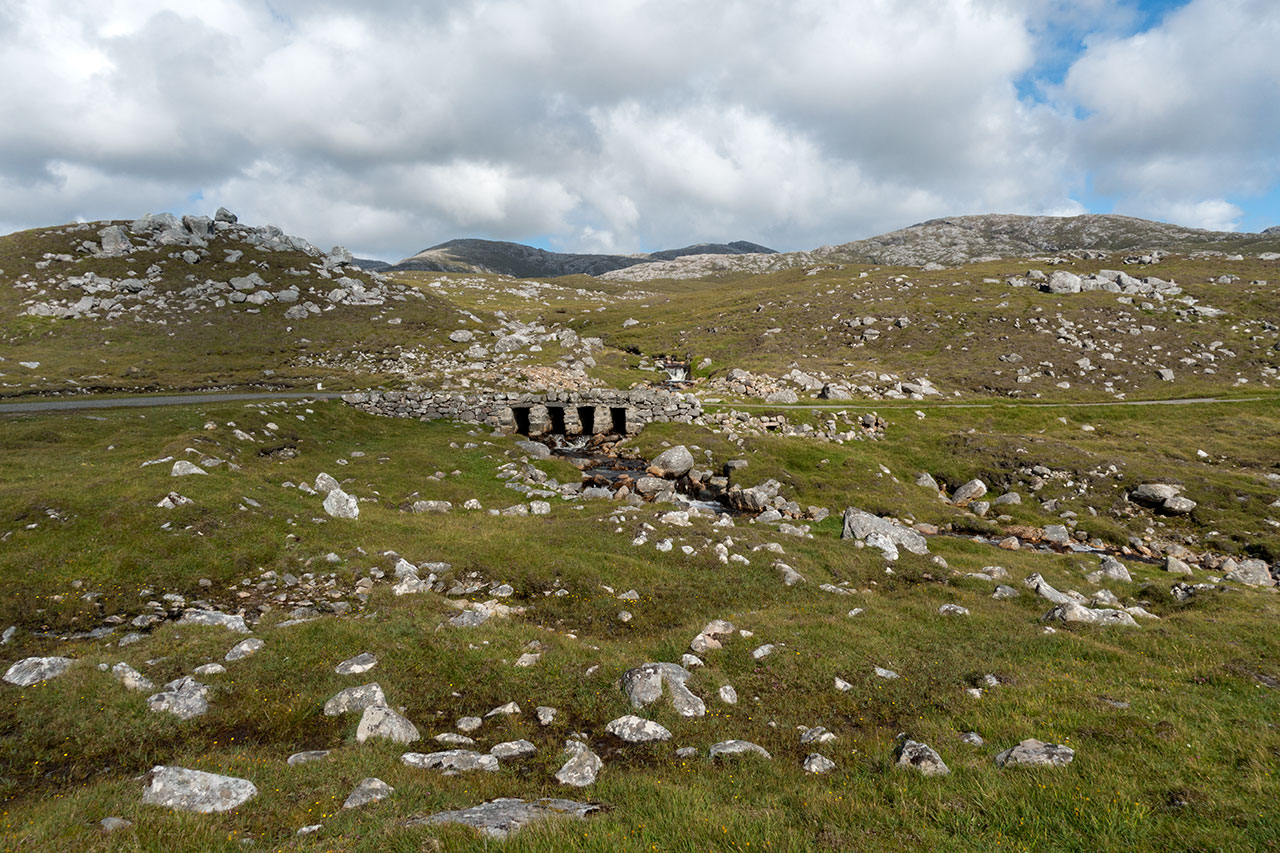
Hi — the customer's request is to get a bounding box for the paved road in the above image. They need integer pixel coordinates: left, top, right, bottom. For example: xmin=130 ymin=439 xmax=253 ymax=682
xmin=0 ymin=391 xmax=345 ymax=414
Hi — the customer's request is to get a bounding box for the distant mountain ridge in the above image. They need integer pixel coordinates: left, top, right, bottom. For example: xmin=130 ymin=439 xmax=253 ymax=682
xmin=386 ymin=214 xmax=1280 ymax=281
xmin=389 ymin=238 xmax=776 ymax=277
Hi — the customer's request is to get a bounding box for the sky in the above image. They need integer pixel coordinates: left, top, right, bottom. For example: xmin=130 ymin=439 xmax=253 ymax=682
xmin=1 ymin=0 xmax=1277 ymax=261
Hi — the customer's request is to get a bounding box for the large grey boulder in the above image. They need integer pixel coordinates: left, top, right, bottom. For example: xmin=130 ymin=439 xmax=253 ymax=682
xmin=141 ymin=766 xmax=258 ymax=813
xmin=323 ymin=488 xmax=359 ymax=519
xmin=403 ymin=749 xmax=498 ymax=772
xmin=895 ymin=738 xmax=950 ymax=776
xmin=555 ymin=741 xmax=602 ymax=786
xmin=343 ymin=777 xmax=393 ymax=809
xmin=1043 ymin=271 xmax=1082 ymax=294
xmin=995 ymin=738 xmax=1075 ymax=768
xmin=1225 ymin=559 xmax=1276 ymax=587
xmin=649 ymin=445 xmax=695 ymax=478
xmin=841 ymin=508 xmax=929 ymax=561
xmin=605 ymin=714 xmax=672 ymax=743
xmin=709 ymin=740 xmax=771 ymax=760
xmin=356 ymin=705 xmax=420 ymax=744
xmin=950 ymin=479 xmax=988 ymax=505
xmin=3 ymin=656 xmax=73 ymax=687
xmin=170 ymin=460 xmax=207 ymax=477
xmin=419 ymin=797 xmax=601 ymax=839
xmin=1131 ymin=483 xmax=1181 ymax=504
xmin=98 ymin=225 xmax=133 ymax=256
xmin=324 ymin=683 xmax=385 ymax=716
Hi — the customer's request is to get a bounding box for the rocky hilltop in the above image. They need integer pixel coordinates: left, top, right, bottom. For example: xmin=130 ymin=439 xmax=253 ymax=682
xmin=593 ymin=214 xmax=1280 ymax=280
xmin=816 ymin=213 xmax=1276 ymax=266
xmin=391 ymin=238 xmax=775 ymax=278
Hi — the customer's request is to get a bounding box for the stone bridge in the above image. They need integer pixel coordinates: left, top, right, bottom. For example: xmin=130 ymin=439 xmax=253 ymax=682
xmin=343 ymin=388 xmax=702 ymax=435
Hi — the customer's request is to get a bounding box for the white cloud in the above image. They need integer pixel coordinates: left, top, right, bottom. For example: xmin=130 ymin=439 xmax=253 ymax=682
xmin=1063 ymin=0 xmax=1280 ymax=222
xmin=0 ymin=0 xmax=1275 ymax=259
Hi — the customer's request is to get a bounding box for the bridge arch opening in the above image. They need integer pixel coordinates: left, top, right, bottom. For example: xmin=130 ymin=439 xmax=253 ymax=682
xmin=577 ymin=406 xmax=596 ymax=435
xmin=512 ymin=407 xmax=531 ymax=436
xmin=547 ymin=406 xmax=567 ymax=435
xmin=610 ymin=407 xmax=628 ymax=435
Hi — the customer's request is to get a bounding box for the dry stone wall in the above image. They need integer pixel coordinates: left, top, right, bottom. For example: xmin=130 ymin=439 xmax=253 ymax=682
xmin=343 ymin=388 xmax=702 ymax=436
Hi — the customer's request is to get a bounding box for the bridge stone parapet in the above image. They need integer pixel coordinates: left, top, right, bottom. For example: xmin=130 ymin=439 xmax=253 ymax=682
xmin=343 ymin=388 xmax=702 ymax=436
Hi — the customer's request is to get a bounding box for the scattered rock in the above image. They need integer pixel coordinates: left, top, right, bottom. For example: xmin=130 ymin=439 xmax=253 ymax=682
xmin=417 ymin=797 xmax=600 ymax=839
xmin=324 ymin=683 xmax=386 ymax=716
xmin=803 ymin=753 xmax=836 ymax=774
xmin=225 ymin=638 xmax=264 ymax=661
xmin=951 ymin=479 xmax=988 ymax=506
xmin=357 ymin=705 xmax=421 ymax=744
xmin=1044 ymin=601 xmax=1139 ymax=628
xmin=895 ymin=738 xmax=949 ymax=776
xmin=170 ymin=461 xmax=207 ymax=477
xmin=841 ymin=508 xmax=929 ymax=560
xmin=147 ymin=676 xmax=209 ymax=719
xmin=343 ymin=777 xmax=393 ymax=809
xmin=403 ymin=749 xmax=499 ymax=772
xmin=323 ymin=488 xmax=360 ymax=519
xmin=995 ymin=739 xmax=1075 ymax=768
xmin=3 ymin=656 xmax=73 ymax=687
xmin=335 ymin=652 xmax=378 ymax=675
xmin=112 ymin=662 xmax=154 ymax=691
xmin=99 ymin=817 xmax=132 ymax=833
xmin=709 ymin=740 xmax=771 ymax=760
xmin=1225 ymin=559 xmax=1276 ymax=587
xmin=649 ymin=445 xmax=695 ymax=478
xmin=555 ymin=741 xmax=603 ymax=786
xmin=605 ymin=715 xmax=672 ymax=743
xmin=176 ymin=609 xmax=249 ymax=633
xmin=141 ymin=766 xmax=258 ymax=813
xmin=490 ymin=740 xmax=537 ymax=760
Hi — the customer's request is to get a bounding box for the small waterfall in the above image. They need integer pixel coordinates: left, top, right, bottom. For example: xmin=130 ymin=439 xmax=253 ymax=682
xmin=664 ymin=365 xmax=689 ymax=382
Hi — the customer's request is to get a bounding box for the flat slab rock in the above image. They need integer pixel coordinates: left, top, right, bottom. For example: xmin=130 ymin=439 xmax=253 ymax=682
xmin=402 ymin=749 xmax=499 ymax=772
xmin=709 ymin=740 xmax=772 ymax=760
xmin=176 ymin=609 xmax=249 ymax=633
xmin=3 ymin=656 xmax=74 ymax=687
xmin=141 ymin=766 xmax=258 ymax=813
xmin=412 ymin=797 xmax=601 ymax=840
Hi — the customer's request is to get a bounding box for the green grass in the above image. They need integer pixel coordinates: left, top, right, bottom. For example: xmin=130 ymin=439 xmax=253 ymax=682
xmin=0 ymin=400 xmax=1278 ymax=850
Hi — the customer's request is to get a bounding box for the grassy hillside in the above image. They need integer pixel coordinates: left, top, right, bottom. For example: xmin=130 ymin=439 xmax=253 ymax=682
xmin=0 ymin=399 xmax=1277 ymax=850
